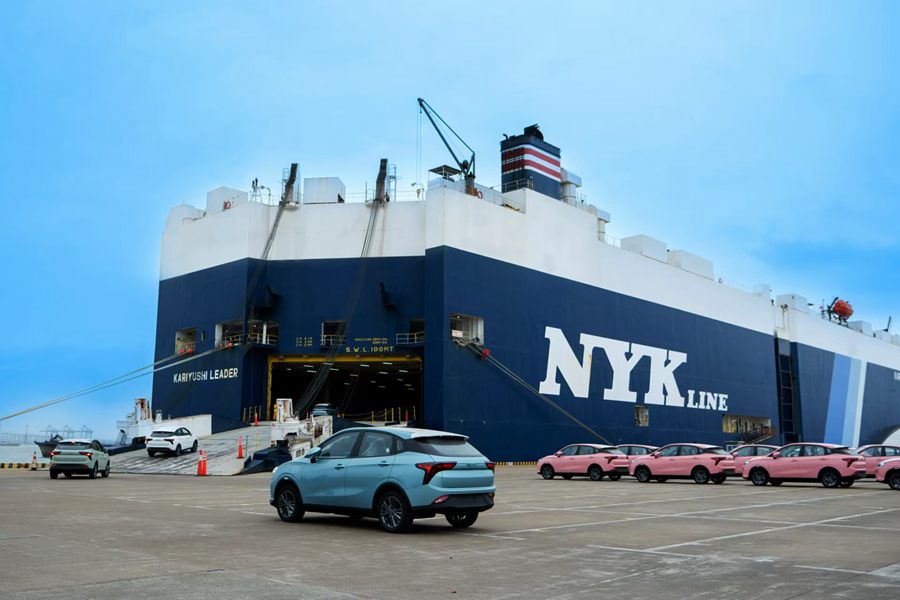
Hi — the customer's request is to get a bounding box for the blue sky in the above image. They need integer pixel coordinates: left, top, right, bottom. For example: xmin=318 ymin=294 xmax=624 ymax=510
xmin=1 ymin=2 xmax=897 ymax=438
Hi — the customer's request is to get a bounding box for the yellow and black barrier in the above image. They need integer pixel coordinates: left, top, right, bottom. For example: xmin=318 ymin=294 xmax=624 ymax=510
xmin=1 ymin=462 xmax=50 ymax=469
xmin=495 ymin=461 xmax=538 ymax=467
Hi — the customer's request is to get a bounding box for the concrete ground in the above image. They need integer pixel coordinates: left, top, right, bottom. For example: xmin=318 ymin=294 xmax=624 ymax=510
xmin=1 ymin=468 xmax=899 ymax=600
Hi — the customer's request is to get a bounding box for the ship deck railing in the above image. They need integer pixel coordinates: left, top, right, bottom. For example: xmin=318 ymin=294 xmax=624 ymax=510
xmin=396 ymin=331 xmax=425 ymax=346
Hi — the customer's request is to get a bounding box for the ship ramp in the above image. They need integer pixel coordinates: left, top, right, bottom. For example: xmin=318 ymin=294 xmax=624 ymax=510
xmin=110 ymin=425 xmax=269 ymax=476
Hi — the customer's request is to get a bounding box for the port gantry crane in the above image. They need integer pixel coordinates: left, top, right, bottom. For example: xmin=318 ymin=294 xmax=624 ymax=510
xmin=417 ymin=97 xmax=478 ymax=196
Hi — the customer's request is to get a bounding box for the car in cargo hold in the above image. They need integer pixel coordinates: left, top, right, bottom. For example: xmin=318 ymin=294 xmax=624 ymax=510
xmin=269 ymin=427 xmax=495 ymax=533
xmin=537 ymin=444 xmax=629 ymax=481
xmin=629 ymin=443 xmax=735 ymax=484
xmin=49 ymin=439 xmax=111 ymax=479
xmin=742 ymin=443 xmax=865 ymax=488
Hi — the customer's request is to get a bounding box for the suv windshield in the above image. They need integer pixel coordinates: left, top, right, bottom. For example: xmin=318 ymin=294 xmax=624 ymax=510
xmin=412 ymin=437 xmax=484 ymax=457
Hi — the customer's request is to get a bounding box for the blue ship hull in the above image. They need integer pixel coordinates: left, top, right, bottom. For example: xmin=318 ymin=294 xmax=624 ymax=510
xmin=152 ymin=247 xmax=899 ymax=461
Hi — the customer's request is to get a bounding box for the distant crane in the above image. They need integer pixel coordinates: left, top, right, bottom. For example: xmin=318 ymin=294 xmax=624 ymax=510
xmin=417 ymin=97 xmax=477 ymax=196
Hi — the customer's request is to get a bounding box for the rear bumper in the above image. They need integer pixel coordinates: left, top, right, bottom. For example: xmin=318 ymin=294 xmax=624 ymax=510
xmin=50 ymin=463 xmax=92 ymax=473
xmin=414 ymin=493 xmax=494 ymax=516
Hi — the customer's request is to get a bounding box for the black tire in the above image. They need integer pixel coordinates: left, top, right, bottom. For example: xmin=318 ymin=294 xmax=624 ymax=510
xmin=634 ymin=466 xmax=651 ymax=483
xmin=607 ymin=473 xmax=622 ymax=481
xmin=769 ymin=479 xmax=783 ymax=486
xmin=191 ymin=440 xmax=198 ymax=453
xmin=888 ymin=471 xmax=900 ymax=491
xmin=377 ymin=490 xmax=412 ymax=533
xmin=147 ymin=451 xmax=155 ymax=457
xmin=175 ymin=445 xmax=182 ymax=457
xmin=692 ymin=467 xmax=710 ymax=485
xmin=839 ymin=479 xmax=854 ymax=488
xmin=711 ymin=475 xmax=726 ymax=484
xmin=102 ymin=462 xmax=110 ymax=478
xmin=275 ymin=484 xmax=304 ymax=523
xmin=540 ymin=465 xmax=555 ymax=480
xmin=49 ymin=470 xmax=58 ymax=479
xmin=588 ymin=465 xmax=604 ymax=481
xmin=656 ymin=477 xmax=668 ymax=483
xmin=562 ymin=474 xmax=574 ymax=480
xmin=445 ymin=511 xmax=478 ymax=529
xmin=749 ymin=468 xmax=769 ymax=486
xmin=820 ymin=468 xmax=841 ymax=488
xmin=88 ymin=463 xmax=98 ymax=479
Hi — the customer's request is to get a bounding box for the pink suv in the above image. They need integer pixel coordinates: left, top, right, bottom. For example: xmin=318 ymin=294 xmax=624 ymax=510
xmin=629 ymin=443 xmax=735 ymax=484
xmin=875 ymin=457 xmax=900 ymax=490
xmin=743 ymin=443 xmax=865 ymax=488
xmin=855 ymin=445 xmax=900 ymax=477
xmin=538 ymin=444 xmax=629 ymax=481
xmin=730 ymin=444 xmax=779 ymax=476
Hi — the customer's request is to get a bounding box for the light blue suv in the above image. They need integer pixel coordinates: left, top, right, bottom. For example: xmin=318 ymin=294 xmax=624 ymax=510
xmin=269 ymin=427 xmax=496 ymax=533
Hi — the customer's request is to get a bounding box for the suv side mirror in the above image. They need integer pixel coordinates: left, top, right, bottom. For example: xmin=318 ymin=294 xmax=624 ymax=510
xmin=651 ymin=451 xmax=660 ymax=458
xmin=307 ymin=447 xmax=322 ymax=463
xmin=555 ymin=451 xmax=563 ymax=457
xmin=771 ymin=451 xmax=781 ymax=459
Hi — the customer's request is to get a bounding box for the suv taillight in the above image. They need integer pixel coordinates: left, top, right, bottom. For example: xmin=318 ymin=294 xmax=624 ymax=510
xmin=79 ymin=451 xmax=93 ymax=459
xmin=843 ymin=457 xmax=859 ymax=465
xmin=50 ymin=450 xmax=60 ymax=457
xmin=416 ymin=462 xmax=457 ymax=485
xmin=164 ymin=438 xmax=175 ymax=443
xmin=485 ymin=462 xmax=495 ymax=471
xmin=712 ymin=456 xmax=726 ymax=465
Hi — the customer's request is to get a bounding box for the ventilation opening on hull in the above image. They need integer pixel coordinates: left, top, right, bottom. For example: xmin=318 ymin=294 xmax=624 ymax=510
xmin=724 ymin=415 xmax=774 ymax=443
xmin=175 ymin=328 xmax=197 ymax=354
xmin=268 ymin=355 xmax=422 ymax=424
xmin=321 ymin=320 xmax=347 ymax=347
xmin=451 ymin=313 xmax=483 ymax=343
xmin=634 ymin=405 xmax=649 ymax=427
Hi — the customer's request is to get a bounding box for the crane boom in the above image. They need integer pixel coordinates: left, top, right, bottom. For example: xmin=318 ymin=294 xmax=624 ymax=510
xmin=417 ymin=97 xmax=477 ymax=195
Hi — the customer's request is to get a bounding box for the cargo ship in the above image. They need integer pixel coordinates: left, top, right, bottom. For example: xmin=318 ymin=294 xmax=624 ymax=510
xmin=150 ymin=106 xmax=900 ymax=461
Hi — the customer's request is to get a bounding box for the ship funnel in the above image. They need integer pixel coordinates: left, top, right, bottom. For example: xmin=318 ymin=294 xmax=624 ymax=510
xmin=500 ymin=124 xmax=561 ymax=199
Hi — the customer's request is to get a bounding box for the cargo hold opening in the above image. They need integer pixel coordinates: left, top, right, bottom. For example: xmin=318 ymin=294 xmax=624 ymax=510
xmin=269 ymin=355 xmax=423 ymax=423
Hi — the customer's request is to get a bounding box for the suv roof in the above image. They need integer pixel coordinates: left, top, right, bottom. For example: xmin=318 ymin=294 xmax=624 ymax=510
xmin=339 ymin=426 xmax=468 ymax=441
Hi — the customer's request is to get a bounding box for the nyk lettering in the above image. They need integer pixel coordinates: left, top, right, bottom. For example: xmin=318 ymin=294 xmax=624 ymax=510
xmin=538 ymin=326 xmax=728 ymax=411
xmin=173 ymin=368 xmax=239 ymax=383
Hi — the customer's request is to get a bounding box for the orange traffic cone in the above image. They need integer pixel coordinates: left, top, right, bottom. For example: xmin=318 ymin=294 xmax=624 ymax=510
xmin=197 ymin=451 xmax=204 ymax=476
xmin=405 ymin=410 xmax=409 ymax=422
xmin=254 ymin=410 xmax=259 ymax=427
xmin=237 ymin=436 xmax=244 ymax=459
xmin=201 ymin=451 xmax=207 ymax=476
xmin=30 ymin=451 xmax=37 ymax=471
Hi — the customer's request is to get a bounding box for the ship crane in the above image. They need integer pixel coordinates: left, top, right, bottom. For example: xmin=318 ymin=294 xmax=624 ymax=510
xmin=417 ymin=97 xmax=477 ymax=196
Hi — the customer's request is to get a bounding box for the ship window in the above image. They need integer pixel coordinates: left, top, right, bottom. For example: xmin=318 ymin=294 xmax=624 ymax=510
xmin=216 ymin=320 xmax=243 ymax=346
xmin=248 ymin=320 xmax=279 ymax=345
xmin=722 ymin=414 xmax=772 ymax=435
xmin=634 ymin=405 xmax=649 ymax=427
xmin=175 ymin=328 xmax=197 ymax=354
xmin=450 ymin=313 xmax=484 ymax=343
xmin=321 ymin=321 xmax=346 ymax=346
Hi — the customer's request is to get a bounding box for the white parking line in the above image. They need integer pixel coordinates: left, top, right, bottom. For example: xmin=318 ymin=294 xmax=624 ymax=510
xmin=794 ymin=565 xmax=867 ymax=575
xmin=647 ymin=507 xmax=900 ymax=551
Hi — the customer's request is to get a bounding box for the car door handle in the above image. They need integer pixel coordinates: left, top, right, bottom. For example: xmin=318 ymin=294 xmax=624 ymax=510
xmin=333 ymin=464 xmax=345 ymax=470
xmin=378 ymin=462 xmax=390 ymax=467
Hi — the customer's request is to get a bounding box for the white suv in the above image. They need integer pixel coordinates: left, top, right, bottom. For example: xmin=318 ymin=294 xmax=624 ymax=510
xmin=147 ymin=427 xmax=198 ymax=457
